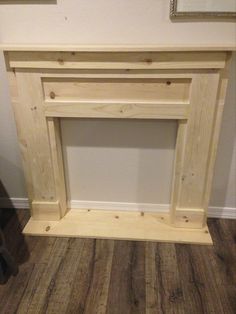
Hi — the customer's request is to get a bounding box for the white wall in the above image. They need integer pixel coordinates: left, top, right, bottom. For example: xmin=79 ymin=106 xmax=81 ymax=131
xmin=0 ymin=0 xmax=235 ymax=212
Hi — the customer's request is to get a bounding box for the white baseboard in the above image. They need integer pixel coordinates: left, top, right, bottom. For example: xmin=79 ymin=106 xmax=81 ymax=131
xmin=0 ymin=197 xmax=235 ymax=219
xmin=0 ymin=197 xmax=30 ymax=209
xmin=69 ymin=200 xmax=169 ymax=213
xmin=207 ymin=206 xmax=236 ymax=219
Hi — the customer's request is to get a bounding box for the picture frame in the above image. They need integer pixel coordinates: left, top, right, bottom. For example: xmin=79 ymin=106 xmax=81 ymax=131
xmin=170 ymin=0 xmax=236 ymax=19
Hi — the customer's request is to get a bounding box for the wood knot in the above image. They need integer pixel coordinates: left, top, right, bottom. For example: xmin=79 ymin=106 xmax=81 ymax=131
xmin=144 ymin=58 xmax=153 ymax=64
xmin=57 ymin=58 xmax=64 ymax=65
xmin=50 ymin=91 xmax=56 ymax=99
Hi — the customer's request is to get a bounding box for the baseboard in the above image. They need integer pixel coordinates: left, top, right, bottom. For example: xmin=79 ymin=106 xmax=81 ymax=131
xmin=0 ymin=197 xmax=235 ymax=219
xmin=69 ymin=200 xmax=169 ymax=213
xmin=0 ymin=197 xmax=30 ymax=209
xmin=207 ymin=206 xmax=236 ymax=219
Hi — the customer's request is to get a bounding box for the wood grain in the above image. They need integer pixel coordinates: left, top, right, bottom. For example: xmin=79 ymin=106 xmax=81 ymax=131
xmin=0 ymin=209 xmax=235 ymax=314
xmin=22 ymin=209 xmax=212 ymax=245
xmin=145 ymin=243 xmax=184 ymax=314
xmin=106 ymin=241 xmax=146 ymax=314
xmin=7 ymin=51 xmax=227 ymax=70
xmin=5 ymin=49 xmax=230 ymax=241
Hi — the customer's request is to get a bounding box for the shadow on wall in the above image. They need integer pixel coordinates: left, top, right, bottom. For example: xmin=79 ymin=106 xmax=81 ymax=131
xmin=0 ymin=156 xmax=27 ymax=199
xmin=0 ymin=180 xmax=29 ymax=283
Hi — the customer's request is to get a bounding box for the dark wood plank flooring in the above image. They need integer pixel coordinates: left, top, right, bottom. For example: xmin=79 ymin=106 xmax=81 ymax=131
xmin=0 ymin=209 xmax=235 ymax=314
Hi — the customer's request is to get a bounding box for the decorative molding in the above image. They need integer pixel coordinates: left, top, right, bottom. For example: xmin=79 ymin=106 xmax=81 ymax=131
xmin=0 ymin=198 xmax=235 ymax=219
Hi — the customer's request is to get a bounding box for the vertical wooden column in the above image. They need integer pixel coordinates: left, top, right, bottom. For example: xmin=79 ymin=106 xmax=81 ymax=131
xmin=171 ymin=72 xmax=221 ymax=228
xmin=11 ymin=70 xmax=66 ymax=220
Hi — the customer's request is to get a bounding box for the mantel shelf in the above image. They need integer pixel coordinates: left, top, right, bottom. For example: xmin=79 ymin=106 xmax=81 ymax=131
xmin=1 ymin=44 xmax=236 ymax=52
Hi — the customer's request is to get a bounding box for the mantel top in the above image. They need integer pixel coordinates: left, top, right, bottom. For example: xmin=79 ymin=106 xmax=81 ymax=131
xmin=1 ymin=44 xmax=236 ymax=52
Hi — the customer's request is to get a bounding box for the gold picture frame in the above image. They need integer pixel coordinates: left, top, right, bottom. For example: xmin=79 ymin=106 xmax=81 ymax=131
xmin=170 ymin=0 xmax=236 ymax=19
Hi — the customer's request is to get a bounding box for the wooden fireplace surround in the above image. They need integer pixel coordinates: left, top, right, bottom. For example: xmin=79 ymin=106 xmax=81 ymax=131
xmin=2 ymin=45 xmax=234 ymax=244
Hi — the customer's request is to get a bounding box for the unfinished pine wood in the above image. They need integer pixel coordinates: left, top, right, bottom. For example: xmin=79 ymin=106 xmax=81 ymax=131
xmin=15 ymin=72 xmax=55 ymax=201
xmin=4 ymin=48 xmax=232 ymax=244
xmin=31 ymin=201 xmax=61 ymax=221
xmin=43 ymin=78 xmax=190 ymax=102
xmin=5 ymin=68 xmax=34 ymax=218
xmin=44 ymin=101 xmax=189 ymax=119
xmin=1 ymin=44 xmax=236 ymax=51
xmin=23 ymin=209 xmax=212 ymax=245
xmin=202 ymin=54 xmax=232 ymax=212
xmin=171 ymin=73 xmax=221 ymax=228
xmin=7 ymin=51 xmax=227 ymax=70
xmin=14 ymin=71 xmax=65 ymax=220
xmin=47 ymin=118 xmax=67 ymax=218
xmin=43 ymin=77 xmax=190 ymax=119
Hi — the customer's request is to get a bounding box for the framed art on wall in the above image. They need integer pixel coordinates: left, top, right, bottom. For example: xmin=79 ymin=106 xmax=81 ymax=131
xmin=170 ymin=0 xmax=236 ymax=18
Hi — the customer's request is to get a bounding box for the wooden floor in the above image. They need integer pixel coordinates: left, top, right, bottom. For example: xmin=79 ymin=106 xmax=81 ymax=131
xmin=0 ymin=209 xmax=235 ymax=314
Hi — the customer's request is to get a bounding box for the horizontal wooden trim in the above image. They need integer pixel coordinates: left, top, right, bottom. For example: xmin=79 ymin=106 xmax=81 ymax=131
xmin=1 ymin=44 xmax=236 ymax=51
xmin=44 ymin=101 xmax=189 ymax=119
xmin=7 ymin=51 xmax=227 ymax=69
xmin=38 ymin=70 xmax=215 ymax=79
xmin=23 ymin=208 xmax=212 ymax=245
xmin=43 ymin=77 xmax=190 ymax=103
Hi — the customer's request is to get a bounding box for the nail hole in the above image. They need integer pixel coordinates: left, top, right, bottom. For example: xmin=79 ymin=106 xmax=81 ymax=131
xmin=45 ymin=226 xmax=50 ymax=232
xmin=140 ymin=212 xmax=144 ymax=216
xmin=166 ymin=81 xmax=171 ymax=85
xmin=115 ymin=216 xmax=119 ymax=219
xmin=185 ymin=220 xmax=189 ymax=223
xmin=205 ymin=230 xmax=209 ymax=234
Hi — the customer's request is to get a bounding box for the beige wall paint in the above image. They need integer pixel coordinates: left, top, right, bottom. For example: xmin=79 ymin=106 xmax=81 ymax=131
xmin=0 ymin=0 xmax=235 ymax=208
